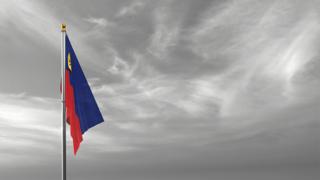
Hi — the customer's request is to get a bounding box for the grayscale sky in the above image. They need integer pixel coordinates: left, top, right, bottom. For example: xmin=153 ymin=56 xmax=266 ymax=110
xmin=0 ymin=0 xmax=319 ymax=180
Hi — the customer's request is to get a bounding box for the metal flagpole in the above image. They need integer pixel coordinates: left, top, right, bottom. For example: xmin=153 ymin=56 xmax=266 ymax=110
xmin=61 ymin=23 xmax=67 ymax=180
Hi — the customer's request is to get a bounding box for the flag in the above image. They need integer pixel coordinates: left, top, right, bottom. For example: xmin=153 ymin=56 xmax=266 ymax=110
xmin=65 ymin=34 xmax=104 ymax=155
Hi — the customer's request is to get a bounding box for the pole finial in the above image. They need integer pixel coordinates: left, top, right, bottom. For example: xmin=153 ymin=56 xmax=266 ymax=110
xmin=61 ymin=24 xmax=66 ymax=32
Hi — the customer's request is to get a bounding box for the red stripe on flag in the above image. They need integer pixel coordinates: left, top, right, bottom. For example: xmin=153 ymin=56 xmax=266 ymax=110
xmin=65 ymin=70 xmax=83 ymax=155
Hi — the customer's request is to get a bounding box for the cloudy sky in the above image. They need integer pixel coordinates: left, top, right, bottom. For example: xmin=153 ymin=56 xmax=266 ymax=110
xmin=0 ymin=0 xmax=319 ymax=179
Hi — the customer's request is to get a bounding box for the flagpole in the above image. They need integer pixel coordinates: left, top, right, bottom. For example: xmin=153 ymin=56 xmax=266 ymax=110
xmin=61 ymin=23 xmax=67 ymax=180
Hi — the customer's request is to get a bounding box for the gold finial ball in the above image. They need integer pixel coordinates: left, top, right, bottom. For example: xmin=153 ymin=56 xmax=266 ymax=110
xmin=61 ymin=24 xmax=66 ymax=32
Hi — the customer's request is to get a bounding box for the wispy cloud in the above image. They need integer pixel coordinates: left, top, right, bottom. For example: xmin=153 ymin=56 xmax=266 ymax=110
xmin=0 ymin=0 xmax=60 ymax=47
xmin=147 ymin=6 xmax=180 ymax=58
xmin=186 ymin=0 xmax=320 ymax=116
xmin=0 ymin=93 xmax=60 ymax=166
xmin=116 ymin=1 xmax=145 ymax=17
xmin=0 ymin=0 xmax=112 ymax=74
xmin=84 ymin=17 xmax=113 ymax=28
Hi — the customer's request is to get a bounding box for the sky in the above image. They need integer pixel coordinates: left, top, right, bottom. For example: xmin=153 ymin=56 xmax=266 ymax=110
xmin=0 ymin=0 xmax=319 ymax=180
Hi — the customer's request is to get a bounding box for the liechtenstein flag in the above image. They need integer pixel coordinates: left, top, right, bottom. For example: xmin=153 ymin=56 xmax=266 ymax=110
xmin=65 ymin=35 xmax=104 ymax=155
